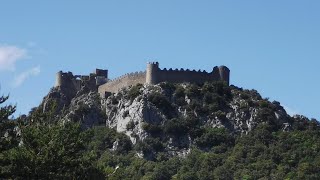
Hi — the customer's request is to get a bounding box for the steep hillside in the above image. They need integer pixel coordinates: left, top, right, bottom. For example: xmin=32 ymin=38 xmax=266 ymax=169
xmin=30 ymin=84 xmax=106 ymax=127
xmin=31 ymin=82 xmax=312 ymax=159
xmin=2 ymin=81 xmax=320 ymax=179
xmin=101 ymin=82 xmax=293 ymax=158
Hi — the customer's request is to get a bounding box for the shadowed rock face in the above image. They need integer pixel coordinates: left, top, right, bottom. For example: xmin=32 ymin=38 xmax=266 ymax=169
xmin=61 ymin=91 xmax=105 ymax=128
xmin=37 ymin=85 xmax=106 ymax=128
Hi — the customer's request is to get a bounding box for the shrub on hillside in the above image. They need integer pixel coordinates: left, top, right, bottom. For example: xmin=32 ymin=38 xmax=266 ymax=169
xmin=128 ymin=83 xmax=143 ymax=100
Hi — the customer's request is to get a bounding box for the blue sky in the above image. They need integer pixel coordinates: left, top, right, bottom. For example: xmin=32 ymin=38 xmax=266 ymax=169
xmin=0 ymin=1 xmax=319 ymax=119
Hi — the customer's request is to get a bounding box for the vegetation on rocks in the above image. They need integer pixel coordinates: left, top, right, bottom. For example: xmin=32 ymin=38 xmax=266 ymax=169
xmin=1 ymin=82 xmax=320 ymax=179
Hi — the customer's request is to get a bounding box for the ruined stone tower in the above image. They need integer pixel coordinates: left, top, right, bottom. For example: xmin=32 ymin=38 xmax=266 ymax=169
xmin=95 ymin=69 xmax=108 ymax=86
xmin=55 ymin=69 xmax=108 ymax=92
xmin=218 ymin=66 xmax=230 ymax=85
xmin=55 ymin=71 xmax=78 ymax=89
xmin=55 ymin=71 xmax=63 ymax=87
xmin=146 ymin=62 xmax=159 ymax=84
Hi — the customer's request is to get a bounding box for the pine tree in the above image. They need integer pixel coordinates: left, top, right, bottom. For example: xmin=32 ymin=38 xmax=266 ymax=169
xmin=0 ymin=94 xmax=16 ymax=120
xmin=0 ymin=93 xmax=17 ymax=151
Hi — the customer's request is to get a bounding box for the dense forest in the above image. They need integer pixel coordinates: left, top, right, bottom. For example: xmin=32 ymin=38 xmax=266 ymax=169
xmin=1 ymin=82 xmax=320 ymax=179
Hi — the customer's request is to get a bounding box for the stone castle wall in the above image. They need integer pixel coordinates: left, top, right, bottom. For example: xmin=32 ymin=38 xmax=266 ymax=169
xmin=98 ymin=71 xmax=146 ymax=94
xmin=55 ymin=63 xmax=230 ymax=98
xmin=146 ymin=62 xmax=230 ymax=85
xmin=97 ymin=62 xmax=230 ymax=97
xmin=156 ymin=68 xmax=220 ymax=83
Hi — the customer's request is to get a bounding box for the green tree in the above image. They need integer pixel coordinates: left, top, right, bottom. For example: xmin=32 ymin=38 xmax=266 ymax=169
xmin=0 ymin=93 xmax=17 ymax=151
xmin=0 ymin=94 xmax=16 ymax=120
xmin=1 ymin=123 xmax=103 ymax=179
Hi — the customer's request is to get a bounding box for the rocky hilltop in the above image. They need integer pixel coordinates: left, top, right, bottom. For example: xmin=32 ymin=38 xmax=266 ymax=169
xmin=32 ymin=81 xmax=313 ymax=159
xmin=4 ymin=80 xmax=317 ymax=179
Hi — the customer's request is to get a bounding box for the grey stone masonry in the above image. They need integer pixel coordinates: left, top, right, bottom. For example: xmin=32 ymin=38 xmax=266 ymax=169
xmin=54 ymin=62 xmax=230 ymax=98
xmin=98 ymin=62 xmax=230 ymax=97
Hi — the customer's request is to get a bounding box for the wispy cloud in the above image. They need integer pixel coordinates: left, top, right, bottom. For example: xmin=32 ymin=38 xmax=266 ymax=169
xmin=0 ymin=45 xmax=27 ymax=71
xmin=283 ymin=105 xmax=299 ymax=116
xmin=13 ymin=66 xmax=41 ymax=88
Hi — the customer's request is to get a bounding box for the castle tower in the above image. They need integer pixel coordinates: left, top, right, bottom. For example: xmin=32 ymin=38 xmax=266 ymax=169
xmin=55 ymin=71 xmax=63 ymax=87
xmin=95 ymin=69 xmax=108 ymax=79
xmin=218 ymin=66 xmax=230 ymax=85
xmin=95 ymin=69 xmax=109 ymax=86
xmin=146 ymin=62 xmax=159 ymax=84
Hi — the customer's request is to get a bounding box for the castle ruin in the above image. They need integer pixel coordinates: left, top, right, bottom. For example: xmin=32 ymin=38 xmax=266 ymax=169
xmin=55 ymin=62 xmax=230 ymax=98
xmin=54 ymin=69 xmax=108 ymax=92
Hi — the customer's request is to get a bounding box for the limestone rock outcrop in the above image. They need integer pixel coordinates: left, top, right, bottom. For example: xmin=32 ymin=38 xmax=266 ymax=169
xmin=35 ymin=82 xmax=295 ymax=159
xmin=100 ymin=83 xmax=292 ymax=158
xmin=36 ymin=86 xmax=105 ymax=127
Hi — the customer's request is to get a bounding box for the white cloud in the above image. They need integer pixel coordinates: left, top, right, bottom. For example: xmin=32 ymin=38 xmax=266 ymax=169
xmin=0 ymin=45 xmax=27 ymax=71
xmin=283 ymin=105 xmax=299 ymax=116
xmin=13 ymin=66 xmax=41 ymax=88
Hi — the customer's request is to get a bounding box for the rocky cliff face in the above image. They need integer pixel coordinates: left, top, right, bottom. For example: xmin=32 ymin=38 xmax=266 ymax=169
xmin=103 ymin=84 xmax=290 ymax=134
xmin=99 ymin=82 xmax=292 ymax=158
xmin=35 ymin=85 xmax=105 ymax=128
xmin=36 ymin=82 xmax=295 ymax=159
xmin=103 ymin=88 xmax=163 ymax=144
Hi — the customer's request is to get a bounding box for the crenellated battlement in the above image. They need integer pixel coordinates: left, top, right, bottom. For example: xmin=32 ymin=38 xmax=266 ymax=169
xmin=105 ymin=71 xmax=146 ymax=84
xmin=145 ymin=62 xmax=229 ymax=85
xmin=98 ymin=62 xmax=230 ymax=97
xmin=147 ymin=62 xmax=159 ymax=65
xmin=54 ymin=62 xmax=230 ymax=98
xmin=98 ymin=71 xmax=146 ymax=95
xmin=161 ymin=68 xmax=210 ymax=73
